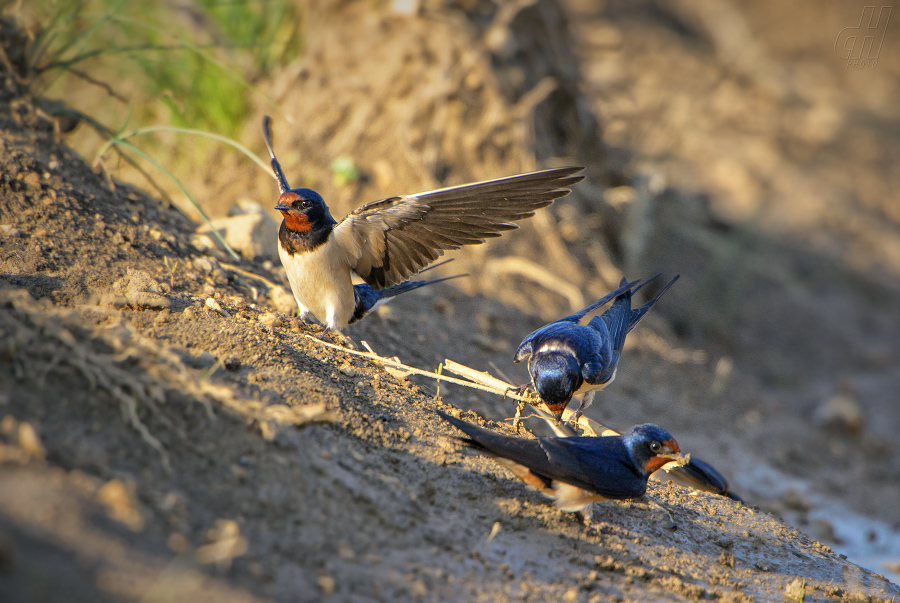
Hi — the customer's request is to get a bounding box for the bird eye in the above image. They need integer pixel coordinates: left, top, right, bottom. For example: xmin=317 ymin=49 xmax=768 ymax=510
xmin=650 ymin=441 xmax=661 ymax=453
xmin=300 ymin=200 xmax=312 ymax=209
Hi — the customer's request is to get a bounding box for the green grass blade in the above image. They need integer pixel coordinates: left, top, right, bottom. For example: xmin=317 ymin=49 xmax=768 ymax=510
xmin=95 ymin=126 xmax=275 ymax=179
xmin=105 ymin=139 xmax=241 ymax=261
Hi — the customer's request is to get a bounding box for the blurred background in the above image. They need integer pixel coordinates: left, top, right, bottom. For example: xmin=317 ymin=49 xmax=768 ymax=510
xmin=9 ymin=0 xmax=900 ymax=580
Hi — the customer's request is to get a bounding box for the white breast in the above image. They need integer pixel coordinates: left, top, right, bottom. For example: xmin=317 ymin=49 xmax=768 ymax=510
xmin=279 ymin=239 xmax=355 ymax=329
xmin=573 ymin=367 xmax=616 ymax=396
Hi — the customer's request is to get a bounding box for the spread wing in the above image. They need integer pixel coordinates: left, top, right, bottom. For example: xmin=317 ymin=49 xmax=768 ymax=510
xmin=332 ymin=167 xmax=584 ymax=289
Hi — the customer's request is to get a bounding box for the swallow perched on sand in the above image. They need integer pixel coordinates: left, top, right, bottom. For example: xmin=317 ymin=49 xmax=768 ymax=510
xmin=512 ymin=274 xmax=679 ymax=423
xmin=263 ymin=116 xmax=584 ymax=330
xmin=529 ymin=405 xmax=742 ymax=503
xmin=438 ymin=410 xmax=683 ymax=513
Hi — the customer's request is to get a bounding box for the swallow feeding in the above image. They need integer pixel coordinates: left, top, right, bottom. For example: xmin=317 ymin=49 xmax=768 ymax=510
xmin=512 ymin=275 xmax=679 ymax=423
xmin=263 ymin=116 xmax=584 ymax=330
xmin=438 ymin=411 xmax=682 ymax=513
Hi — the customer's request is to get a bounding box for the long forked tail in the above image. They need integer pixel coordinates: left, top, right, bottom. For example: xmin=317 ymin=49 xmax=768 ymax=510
xmin=596 ymin=274 xmax=678 ymax=353
xmin=348 ymin=260 xmax=466 ymax=324
xmin=626 ymin=274 xmax=679 ymax=332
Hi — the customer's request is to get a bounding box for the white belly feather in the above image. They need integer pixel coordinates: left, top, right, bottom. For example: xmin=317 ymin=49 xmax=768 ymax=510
xmin=279 ymin=239 xmax=355 ymax=329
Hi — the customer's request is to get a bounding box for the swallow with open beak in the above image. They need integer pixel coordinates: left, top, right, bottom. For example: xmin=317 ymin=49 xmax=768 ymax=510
xmin=438 ymin=410 xmax=683 ymax=513
xmin=263 ymin=116 xmax=584 ymax=330
xmin=512 ymin=274 xmax=679 ymax=423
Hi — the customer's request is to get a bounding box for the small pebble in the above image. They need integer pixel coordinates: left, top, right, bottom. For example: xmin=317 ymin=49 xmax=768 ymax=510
xmin=205 ymin=297 xmax=230 ymax=317
xmin=258 ymin=312 xmax=284 ymax=328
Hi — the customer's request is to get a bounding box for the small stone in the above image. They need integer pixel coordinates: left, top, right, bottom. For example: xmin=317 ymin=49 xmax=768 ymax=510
xmin=195 ymin=519 xmax=247 ymax=569
xmin=17 ymin=422 xmax=46 ymax=460
xmin=339 ymin=364 xmax=358 ymax=378
xmin=191 ymin=233 xmax=217 ymax=253
xmin=23 ymin=172 xmax=41 ymax=190
xmin=258 ymin=312 xmax=284 ymax=328
xmin=112 ymin=269 xmax=170 ymax=310
xmin=269 ymin=285 xmax=297 ymax=315
xmin=205 ymin=297 xmax=230 ymax=317
xmin=193 ymin=256 xmax=218 ymax=274
xmin=718 ymin=551 xmax=735 ymax=568
xmin=196 ymin=200 xmax=278 ymax=259
xmin=337 ymin=540 xmax=355 ymax=561
xmin=784 ymin=578 xmax=805 ymax=602
xmin=97 ymin=479 xmax=145 ymax=531
xmin=409 ymin=579 xmax=427 ymax=598
xmin=317 ymin=574 xmax=336 ymax=596
xmin=815 ymin=391 xmax=864 ymax=435
xmin=224 ymin=357 xmax=241 ymax=371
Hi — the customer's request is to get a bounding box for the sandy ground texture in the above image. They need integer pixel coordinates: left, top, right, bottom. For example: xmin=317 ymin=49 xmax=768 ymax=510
xmin=3 ymin=1 xmax=900 ymax=602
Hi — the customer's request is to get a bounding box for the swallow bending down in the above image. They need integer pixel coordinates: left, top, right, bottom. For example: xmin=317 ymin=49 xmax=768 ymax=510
xmin=530 ymin=405 xmax=742 ymax=503
xmin=438 ymin=411 xmax=682 ymax=513
xmin=263 ymin=116 xmax=584 ymax=330
xmin=512 ymin=274 xmax=679 ymax=423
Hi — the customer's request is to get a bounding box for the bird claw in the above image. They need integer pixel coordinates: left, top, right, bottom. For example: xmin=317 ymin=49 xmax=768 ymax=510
xmin=506 ymin=383 xmax=532 ymax=397
xmin=505 ymin=384 xmax=532 ymax=434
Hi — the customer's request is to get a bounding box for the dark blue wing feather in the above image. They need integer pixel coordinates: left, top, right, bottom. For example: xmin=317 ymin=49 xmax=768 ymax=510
xmin=626 ymin=275 xmax=679 ymax=333
xmin=549 ymin=279 xmax=640 ymax=324
xmin=439 ymin=412 xmax=648 ymax=501
xmin=538 ymin=437 xmax=647 ymax=499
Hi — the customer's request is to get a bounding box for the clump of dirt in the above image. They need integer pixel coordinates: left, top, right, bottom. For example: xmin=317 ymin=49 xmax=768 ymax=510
xmin=3 ymin=2 xmax=900 ymax=602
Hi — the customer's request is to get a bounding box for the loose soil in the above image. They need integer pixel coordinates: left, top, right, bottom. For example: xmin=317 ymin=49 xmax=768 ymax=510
xmin=2 ymin=1 xmax=900 ymax=602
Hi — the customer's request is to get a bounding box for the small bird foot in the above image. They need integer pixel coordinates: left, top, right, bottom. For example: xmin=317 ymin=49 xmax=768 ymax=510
xmin=505 ymin=384 xmax=532 ymax=434
xmin=564 ymin=409 xmax=584 ymax=431
xmin=506 ymin=383 xmax=532 ymax=397
xmin=568 ymin=391 xmax=594 ymax=430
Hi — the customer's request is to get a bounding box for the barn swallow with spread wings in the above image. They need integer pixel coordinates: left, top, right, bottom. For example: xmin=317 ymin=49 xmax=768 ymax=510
xmin=438 ymin=410 xmax=682 ymax=513
xmin=512 ymin=275 xmax=679 ymax=423
xmin=263 ymin=116 xmax=584 ymax=330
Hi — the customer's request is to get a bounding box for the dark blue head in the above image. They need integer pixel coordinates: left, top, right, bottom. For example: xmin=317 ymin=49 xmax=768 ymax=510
xmin=622 ymin=424 xmax=681 ymax=476
xmin=275 ymin=188 xmax=337 ymax=235
xmin=531 ymin=352 xmax=583 ymax=418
